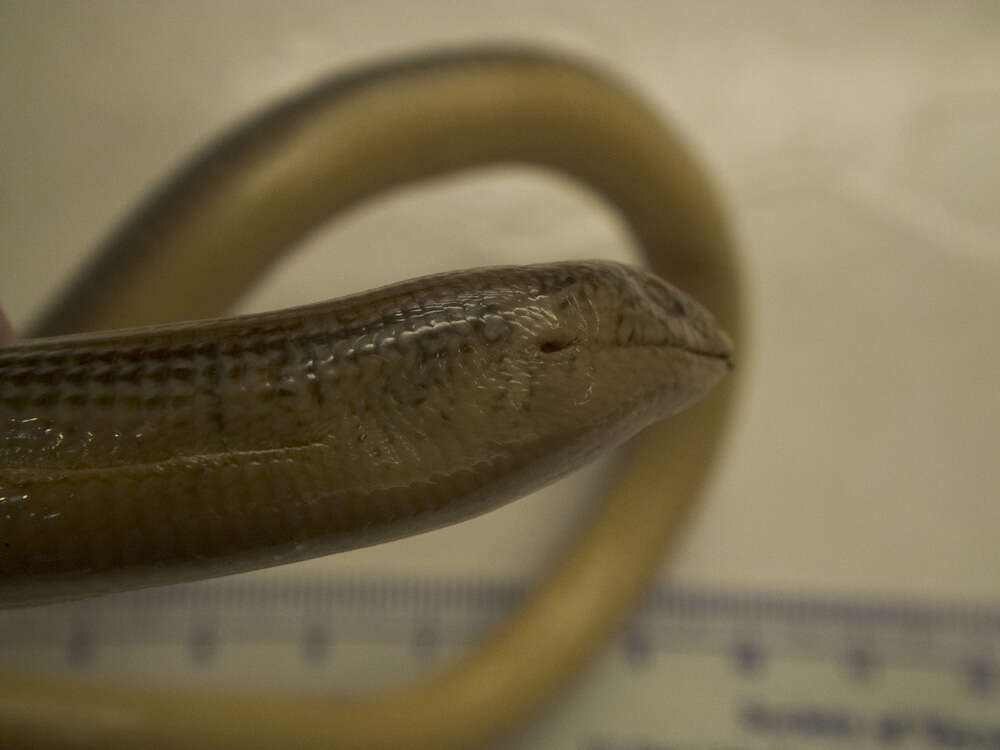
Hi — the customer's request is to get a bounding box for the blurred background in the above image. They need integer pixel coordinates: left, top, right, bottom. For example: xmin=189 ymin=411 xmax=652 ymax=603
xmin=1 ymin=2 xmax=997 ymax=747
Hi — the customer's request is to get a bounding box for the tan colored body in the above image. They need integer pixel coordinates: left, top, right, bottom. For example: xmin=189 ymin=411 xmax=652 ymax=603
xmin=1 ymin=261 xmax=729 ymax=605
xmin=0 ymin=48 xmax=743 ymax=749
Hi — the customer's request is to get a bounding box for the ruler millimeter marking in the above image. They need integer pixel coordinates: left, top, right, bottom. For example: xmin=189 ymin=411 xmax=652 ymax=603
xmin=1 ymin=578 xmax=997 ymax=748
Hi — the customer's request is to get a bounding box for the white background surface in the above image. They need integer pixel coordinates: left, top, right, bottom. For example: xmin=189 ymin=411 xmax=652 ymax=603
xmin=1 ymin=1 xmax=997 ymax=606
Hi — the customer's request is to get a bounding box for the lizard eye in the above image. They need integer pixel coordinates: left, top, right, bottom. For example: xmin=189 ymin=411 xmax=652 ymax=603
xmin=538 ymin=337 xmax=577 ymax=354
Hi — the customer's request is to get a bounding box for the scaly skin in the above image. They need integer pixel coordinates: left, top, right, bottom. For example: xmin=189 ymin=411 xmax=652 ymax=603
xmin=0 ymin=47 xmax=743 ymax=750
xmin=1 ymin=261 xmax=730 ymax=605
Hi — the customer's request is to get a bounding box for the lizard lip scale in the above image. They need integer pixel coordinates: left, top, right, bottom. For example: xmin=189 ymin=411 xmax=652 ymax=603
xmin=0 ymin=47 xmax=742 ymax=750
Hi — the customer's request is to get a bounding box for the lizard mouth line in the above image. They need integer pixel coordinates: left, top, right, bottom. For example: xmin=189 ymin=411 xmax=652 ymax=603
xmin=603 ymin=338 xmax=734 ymax=370
xmin=671 ymin=343 xmax=734 ymax=370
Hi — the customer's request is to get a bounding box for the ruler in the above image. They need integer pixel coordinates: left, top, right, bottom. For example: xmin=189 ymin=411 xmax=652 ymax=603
xmin=1 ymin=578 xmax=997 ymax=749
